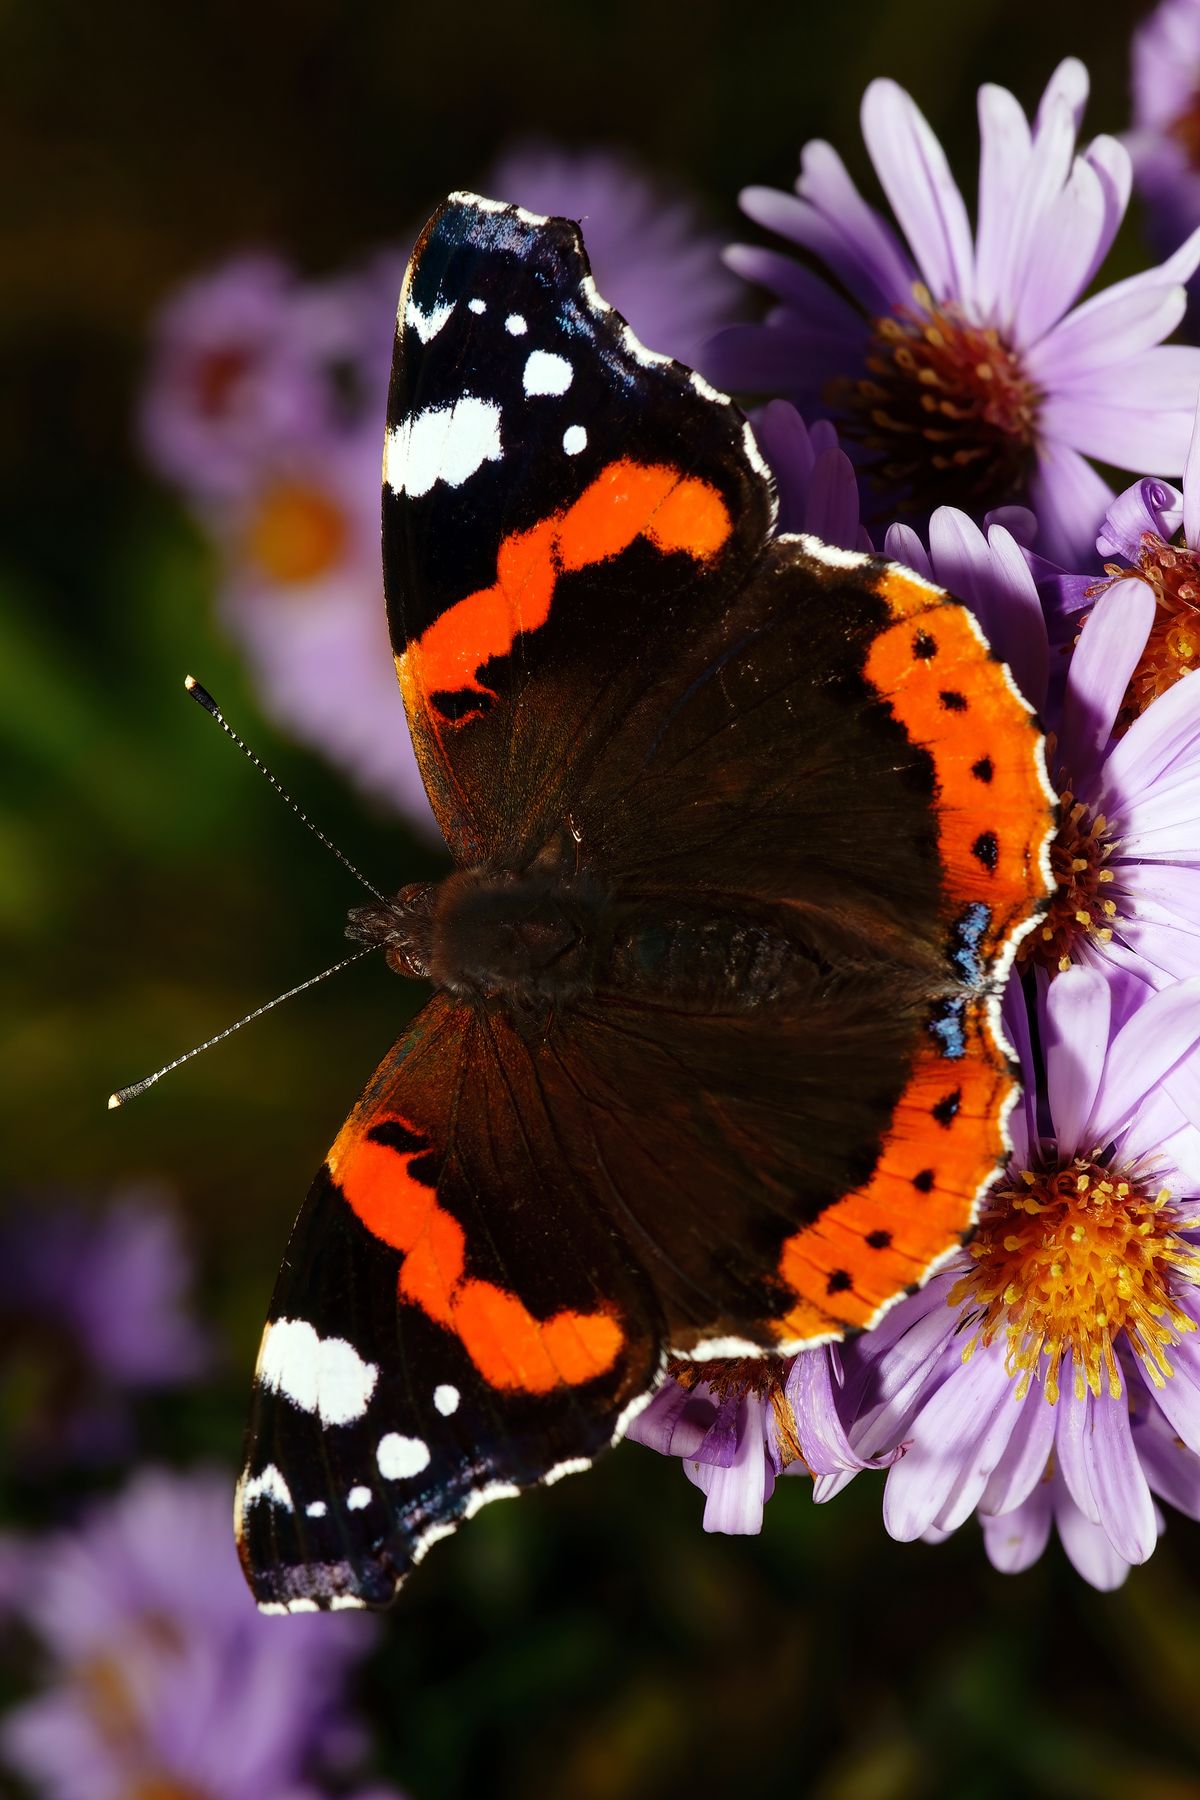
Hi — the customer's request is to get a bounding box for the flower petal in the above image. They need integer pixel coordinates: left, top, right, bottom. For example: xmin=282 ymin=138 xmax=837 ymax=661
xmin=975 ymin=82 xmax=1033 ymax=323
xmin=979 ymin=1385 xmax=1057 ymax=1515
xmin=1185 ymin=394 xmax=1200 ymax=553
xmin=686 ymin=1402 xmax=772 ymax=1534
xmin=787 ymin=1346 xmax=901 ymax=1476
xmin=1096 ymin=477 xmax=1183 ymax=562
xmin=1028 ymin=441 xmax=1114 ymax=569
xmin=1043 ymin=964 xmax=1112 ymax=1153
xmin=884 ymin=523 xmax=934 ymax=582
xmin=1082 ymin=1386 xmax=1158 ymax=1564
xmin=1053 ymin=1479 xmax=1132 ymax=1589
xmin=881 ymin=1347 xmax=1019 ymax=1539
xmin=1057 ymin=578 xmax=1157 ymax=783
xmin=981 ymin=1480 xmax=1054 ymax=1573
xmin=860 ymin=79 xmax=974 ymax=304
xmin=1098 ymin=671 xmax=1200 ymax=813
xmin=1086 ymin=974 xmax=1200 ymax=1142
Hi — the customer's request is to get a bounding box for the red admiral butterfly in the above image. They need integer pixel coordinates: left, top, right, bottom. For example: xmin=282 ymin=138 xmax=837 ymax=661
xmin=235 ymin=193 xmax=1054 ymax=1611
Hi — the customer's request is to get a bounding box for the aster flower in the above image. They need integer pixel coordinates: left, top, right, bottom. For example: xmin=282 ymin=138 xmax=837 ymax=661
xmin=139 ymin=254 xmax=323 ymax=500
xmin=486 ymin=142 xmax=741 ymax=360
xmin=1127 ymin=0 xmax=1200 ymax=261
xmin=0 ymin=1467 xmax=400 ymax=1800
xmin=213 ymin=428 xmax=434 ymax=827
xmin=705 ymin=59 xmax=1200 ymax=565
xmin=0 ymin=1189 xmax=209 ymax=1468
xmin=824 ymin=968 xmax=1200 ymax=1589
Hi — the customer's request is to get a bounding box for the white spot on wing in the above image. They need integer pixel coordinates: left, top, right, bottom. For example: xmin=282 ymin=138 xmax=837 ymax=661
xmin=562 ymin=425 xmax=587 ymax=456
xmin=240 ymin=1463 xmax=294 ymax=1513
xmin=377 ymin=1432 xmax=431 ymax=1479
xmin=384 ymin=395 xmax=503 ymax=499
xmin=468 ymin=297 xmax=486 ymax=314
xmin=330 ymin=1594 xmax=366 ymax=1610
xmin=433 ymin=1383 xmax=460 ymax=1416
xmin=258 ymin=1318 xmax=378 ymax=1427
xmin=523 ymin=350 xmax=573 ymax=396
xmin=305 ymin=1500 xmax=327 ymax=1519
xmin=505 ymin=313 xmax=528 ymax=336
xmin=287 ymin=1598 xmax=319 ymax=1613
xmin=347 ymin=1485 xmax=372 ymax=1511
xmin=404 ymin=297 xmax=454 ymax=344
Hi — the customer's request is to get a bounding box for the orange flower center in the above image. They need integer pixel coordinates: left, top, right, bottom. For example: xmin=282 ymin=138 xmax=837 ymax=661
xmin=832 ymin=283 xmax=1042 ymax=512
xmin=1020 ymin=762 xmax=1117 ymax=973
xmin=950 ymin=1158 xmax=1200 ymax=1402
xmin=245 ymin=479 xmax=347 ymax=585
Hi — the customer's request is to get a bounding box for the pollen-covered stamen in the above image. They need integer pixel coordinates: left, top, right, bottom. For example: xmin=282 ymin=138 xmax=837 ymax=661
xmin=831 ymin=283 xmax=1042 ymax=513
xmin=1021 ymin=756 xmax=1117 ymax=973
xmin=1103 ymin=534 xmax=1200 ymax=728
xmin=667 ymin=1354 xmax=803 ymax=1464
xmin=950 ymin=1158 xmax=1200 ymax=1403
xmin=245 ymin=479 xmax=348 ymax=585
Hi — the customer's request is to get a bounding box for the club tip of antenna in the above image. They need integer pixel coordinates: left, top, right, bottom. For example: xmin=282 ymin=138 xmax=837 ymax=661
xmin=107 ymin=1090 xmax=123 ymax=1110
xmin=184 ymin=675 xmax=219 ymax=716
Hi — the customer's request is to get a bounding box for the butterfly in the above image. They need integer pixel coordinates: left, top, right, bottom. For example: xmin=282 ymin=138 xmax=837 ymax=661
xmin=235 ymin=191 xmax=1054 ymax=1611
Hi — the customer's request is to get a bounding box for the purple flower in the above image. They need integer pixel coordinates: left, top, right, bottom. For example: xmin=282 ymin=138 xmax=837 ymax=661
xmin=487 ymin=142 xmax=741 ymax=360
xmin=213 ymin=426 xmax=434 ymax=828
xmin=0 ymin=1467 xmax=400 ymax=1800
xmin=1127 ymin=0 xmax=1200 ymax=259
xmin=706 ymin=59 xmax=1200 ymax=565
xmin=0 ymin=1189 xmax=209 ymax=1467
xmin=140 ymin=255 xmax=325 ymax=500
xmin=826 ymin=968 xmax=1200 ymax=1589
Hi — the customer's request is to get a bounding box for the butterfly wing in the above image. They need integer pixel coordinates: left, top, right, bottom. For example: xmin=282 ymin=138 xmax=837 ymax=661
xmin=383 ymin=192 xmax=774 ymax=862
xmin=237 ymin=994 xmax=659 ymax=1611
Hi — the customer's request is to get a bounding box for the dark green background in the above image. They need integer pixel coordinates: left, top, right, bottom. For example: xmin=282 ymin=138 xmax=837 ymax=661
xmin=4 ymin=1 xmax=1199 ymax=1794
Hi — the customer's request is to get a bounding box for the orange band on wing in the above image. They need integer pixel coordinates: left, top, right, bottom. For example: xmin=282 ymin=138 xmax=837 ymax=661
xmin=772 ymin=562 xmax=1053 ymax=1343
xmin=397 ymin=457 xmax=732 ymax=716
xmin=328 ymin=1117 xmax=624 ymax=1394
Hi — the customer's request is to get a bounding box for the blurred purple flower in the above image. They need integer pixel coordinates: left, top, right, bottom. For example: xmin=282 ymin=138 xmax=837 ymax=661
xmin=705 ymin=59 xmax=1200 ymax=565
xmin=214 ymin=428 xmax=434 ymax=827
xmin=0 ymin=1189 xmax=209 ymax=1467
xmin=1127 ymin=0 xmax=1200 ymax=259
xmin=140 ymin=255 xmax=325 ymax=500
xmin=0 ymin=1466 xmax=401 ymax=1800
xmin=487 ymin=142 xmax=741 ymax=360
xmin=825 ymin=968 xmax=1200 ymax=1589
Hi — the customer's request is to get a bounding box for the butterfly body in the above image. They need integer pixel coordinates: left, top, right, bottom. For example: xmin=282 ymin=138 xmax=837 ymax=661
xmin=236 ymin=194 xmax=1055 ymax=1611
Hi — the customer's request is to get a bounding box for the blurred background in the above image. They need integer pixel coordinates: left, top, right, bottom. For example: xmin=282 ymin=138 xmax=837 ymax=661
xmin=4 ymin=0 xmax=1200 ymax=1795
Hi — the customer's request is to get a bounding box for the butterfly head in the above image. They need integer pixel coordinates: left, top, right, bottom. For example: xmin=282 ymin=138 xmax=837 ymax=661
xmin=347 ymin=860 xmax=607 ymax=1008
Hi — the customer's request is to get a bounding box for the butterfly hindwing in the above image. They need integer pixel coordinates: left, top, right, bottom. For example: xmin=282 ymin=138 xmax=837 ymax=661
xmin=237 ymin=995 xmax=659 ymax=1611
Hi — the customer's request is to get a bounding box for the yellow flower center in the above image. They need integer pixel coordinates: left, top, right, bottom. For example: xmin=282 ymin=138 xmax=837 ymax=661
xmin=245 ymin=479 xmax=348 ymax=585
xmin=950 ymin=1158 xmax=1200 ymax=1403
xmin=832 ymin=283 xmax=1042 ymax=513
xmin=1020 ymin=758 xmax=1117 ymax=973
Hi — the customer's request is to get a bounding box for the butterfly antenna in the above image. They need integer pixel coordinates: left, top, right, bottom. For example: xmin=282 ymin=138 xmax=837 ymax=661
xmin=183 ymin=676 xmax=387 ymax=903
xmin=108 ymin=947 xmax=378 ymax=1109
